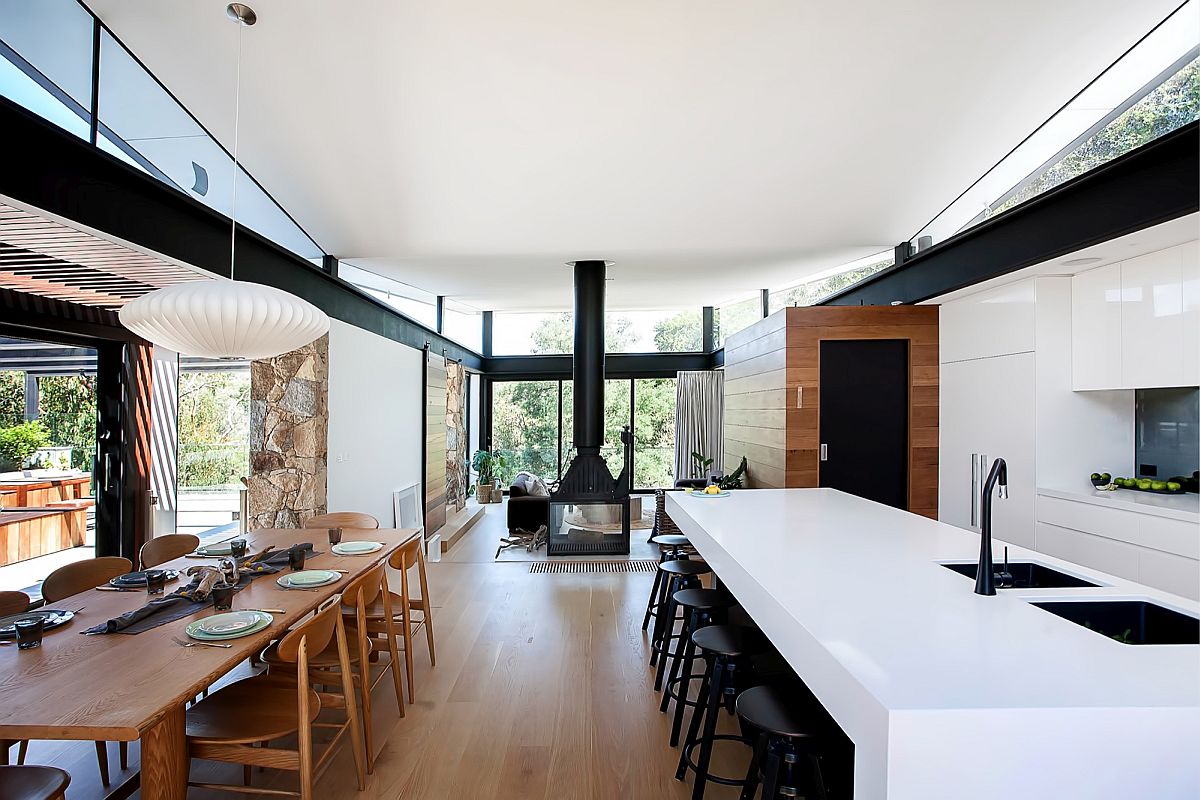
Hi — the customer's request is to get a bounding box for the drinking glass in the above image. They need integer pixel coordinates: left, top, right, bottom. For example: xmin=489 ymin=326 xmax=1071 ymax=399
xmin=328 ymin=527 xmax=343 ymax=546
xmin=230 ymin=539 xmax=247 ymax=559
xmin=145 ymin=569 xmax=167 ymax=596
xmin=288 ymin=546 xmax=307 ymax=572
xmin=14 ymin=616 xmax=45 ymax=650
xmin=211 ymin=583 xmax=235 ymax=612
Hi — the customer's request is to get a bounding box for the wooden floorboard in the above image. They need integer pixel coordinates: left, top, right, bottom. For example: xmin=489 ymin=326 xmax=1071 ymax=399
xmin=31 ymin=506 xmax=747 ymax=799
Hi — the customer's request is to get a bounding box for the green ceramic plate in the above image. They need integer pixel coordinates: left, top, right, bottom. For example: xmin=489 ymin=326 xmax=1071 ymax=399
xmin=332 ymin=541 xmax=383 ymax=555
xmin=186 ymin=611 xmax=273 ymax=641
xmin=276 ymin=570 xmax=340 ymax=589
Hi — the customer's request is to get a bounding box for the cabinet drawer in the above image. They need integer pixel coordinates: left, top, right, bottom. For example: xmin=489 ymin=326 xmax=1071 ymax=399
xmin=1036 ymin=495 xmax=1199 ymax=559
xmin=1139 ymin=548 xmax=1200 ymax=600
xmin=1034 ymin=522 xmax=1137 ymax=581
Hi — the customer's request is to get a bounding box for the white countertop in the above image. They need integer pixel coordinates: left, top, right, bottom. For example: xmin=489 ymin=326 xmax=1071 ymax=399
xmin=1038 ymin=483 xmax=1199 ymax=522
xmin=667 ymin=488 xmax=1200 ymax=800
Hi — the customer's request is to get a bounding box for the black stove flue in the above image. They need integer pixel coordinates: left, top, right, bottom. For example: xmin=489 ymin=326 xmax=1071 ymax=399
xmin=547 ymin=260 xmax=632 ymax=556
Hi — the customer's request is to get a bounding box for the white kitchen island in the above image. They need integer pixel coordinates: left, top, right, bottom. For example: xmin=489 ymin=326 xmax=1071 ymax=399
xmin=666 ymin=488 xmax=1200 ymax=800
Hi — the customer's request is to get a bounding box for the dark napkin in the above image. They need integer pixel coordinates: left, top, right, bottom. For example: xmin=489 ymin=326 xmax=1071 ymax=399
xmin=84 ymin=543 xmax=319 ymax=635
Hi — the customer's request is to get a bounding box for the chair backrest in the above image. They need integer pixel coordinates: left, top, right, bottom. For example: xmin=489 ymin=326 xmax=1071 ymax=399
xmin=41 ymin=556 xmax=133 ymax=603
xmin=302 ymin=512 xmax=379 ymax=530
xmin=387 ymin=535 xmax=422 ymax=571
xmin=275 ymin=594 xmax=342 ymax=664
xmin=0 ymin=590 xmax=30 ymax=616
xmin=339 ymin=561 xmax=385 ymax=612
xmin=139 ymin=533 xmax=201 ymax=568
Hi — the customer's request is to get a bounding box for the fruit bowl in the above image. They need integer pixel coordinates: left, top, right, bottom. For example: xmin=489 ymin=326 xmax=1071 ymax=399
xmin=1110 ymin=477 xmax=1186 ymax=495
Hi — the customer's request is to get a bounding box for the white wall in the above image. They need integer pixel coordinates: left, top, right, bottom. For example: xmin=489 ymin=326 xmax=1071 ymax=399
xmin=326 ymin=319 xmax=423 ymax=526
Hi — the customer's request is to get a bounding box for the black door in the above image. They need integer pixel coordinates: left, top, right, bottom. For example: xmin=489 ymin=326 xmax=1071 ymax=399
xmin=819 ymin=339 xmax=909 ymax=509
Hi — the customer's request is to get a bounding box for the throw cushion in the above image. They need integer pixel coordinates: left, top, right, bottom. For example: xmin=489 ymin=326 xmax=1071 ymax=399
xmin=514 ymin=471 xmax=549 ymax=497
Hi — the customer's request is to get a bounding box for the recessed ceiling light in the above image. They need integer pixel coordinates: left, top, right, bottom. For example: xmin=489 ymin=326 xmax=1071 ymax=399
xmin=1062 ymin=256 xmax=1103 ymax=266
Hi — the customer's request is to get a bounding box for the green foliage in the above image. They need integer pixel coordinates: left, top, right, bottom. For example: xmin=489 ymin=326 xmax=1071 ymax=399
xmin=0 ymin=371 xmax=22 ymax=428
xmin=690 ymin=451 xmax=714 ymax=478
xmin=771 ymin=259 xmax=894 ymax=310
xmin=178 ymin=370 xmax=250 ymax=489
xmin=0 ymin=420 xmax=50 ymax=470
xmin=718 ymin=457 xmax=748 ymax=490
xmin=994 ymin=59 xmax=1199 ymax=216
xmin=38 ymin=374 xmax=97 ymax=471
xmin=715 ymin=296 xmax=761 ymax=346
xmin=653 ymin=309 xmax=703 ymax=352
xmin=470 ymin=449 xmax=509 ymax=485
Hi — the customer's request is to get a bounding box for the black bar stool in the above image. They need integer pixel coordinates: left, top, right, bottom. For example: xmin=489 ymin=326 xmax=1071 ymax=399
xmin=650 ymin=559 xmax=712 ymax=671
xmin=642 ymin=534 xmax=694 ymax=632
xmin=734 ymin=686 xmax=830 ymax=796
xmin=675 ymin=624 xmax=765 ymax=800
xmin=659 ymin=587 xmax=735 ymax=747
xmin=736 ymin=685 xmax=831 ymax=800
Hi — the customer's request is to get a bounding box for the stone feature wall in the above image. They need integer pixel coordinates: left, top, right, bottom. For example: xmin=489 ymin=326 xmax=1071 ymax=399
xmin=445 ymin=362 xmax=467 ymax=513
xmin=247 ymin=335 xmax=329 ymax=529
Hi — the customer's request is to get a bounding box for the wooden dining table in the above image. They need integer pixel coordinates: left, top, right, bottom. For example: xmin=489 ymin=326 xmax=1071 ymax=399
xmin=0 ymin=526 xmax=420 ymax=800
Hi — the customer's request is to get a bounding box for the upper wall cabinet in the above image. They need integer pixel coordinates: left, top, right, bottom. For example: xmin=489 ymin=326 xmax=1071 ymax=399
xmin=939 ymin=280 xmax=1036 ymax=363
xmin=1072 ymin=242 xmax=1200 ymax=390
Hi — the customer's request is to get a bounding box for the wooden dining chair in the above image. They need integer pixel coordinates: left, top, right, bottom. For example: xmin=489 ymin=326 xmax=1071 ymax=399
xmin=302 ymin=511 xmax=379 ymax=530
xmin=187 ymin=595 xmax=367 ymax=800
xmin=139 ymin=533 xmax=200 ymax=568
xmin=0 ymin=590 xmax=30 ymax=617
xmin=0 ymin=765 xmax=71 ymax=800
xmin=22 ymin=556 xmax=133 ymax=786
xmin=40 ymin=557 xmax=132 ymax=603
xmin=265 ymin=562 xmax=405 ymax=772
xmin=357 ymin=535 xmax=436 ymax=701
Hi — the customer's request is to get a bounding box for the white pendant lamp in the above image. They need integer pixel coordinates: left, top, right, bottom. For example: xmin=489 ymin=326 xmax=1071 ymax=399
xmin=120 ymin=3 xmax=329 ymax=359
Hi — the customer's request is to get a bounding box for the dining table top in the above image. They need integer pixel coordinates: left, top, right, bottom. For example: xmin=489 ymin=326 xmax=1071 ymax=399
xmin=0 ymin=526 xmax=420 ymax=743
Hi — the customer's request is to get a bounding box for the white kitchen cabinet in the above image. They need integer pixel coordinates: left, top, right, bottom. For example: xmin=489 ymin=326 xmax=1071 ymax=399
xmin=1120 ymin=248 xmax=1185 ymax=389
xmin=1071 ymin=262 xmax=1123 ymax=390
xmin=939 ymin=352 xmax=1036 ymax=547
xmin=1071 ymin=242 xmax=1200 ymax=390
xmin=1182 ymin=241 xmax=1199 ymax=386
xmin=939 ymin=280 xmax=1036 ymax=363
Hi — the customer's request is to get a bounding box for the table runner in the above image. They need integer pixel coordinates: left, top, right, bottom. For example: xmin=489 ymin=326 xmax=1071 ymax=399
xmin=84 ymin=544 xmax=320 ymax=635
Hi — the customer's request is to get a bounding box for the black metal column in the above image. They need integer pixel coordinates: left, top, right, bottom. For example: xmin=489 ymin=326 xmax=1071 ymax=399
xmin=571 ymin=260 xmax=607 ymax=455
xmin=702 ymin=306 xmax=714 ymax=353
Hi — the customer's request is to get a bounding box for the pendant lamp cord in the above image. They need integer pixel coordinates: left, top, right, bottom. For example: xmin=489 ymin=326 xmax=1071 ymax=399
xmin=230 ymin=19 xmax=244 ymax=281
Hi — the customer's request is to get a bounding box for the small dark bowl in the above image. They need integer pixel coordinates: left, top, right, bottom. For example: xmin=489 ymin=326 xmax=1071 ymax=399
xmin=1090 ymin=477 xmax=1109 ymax=487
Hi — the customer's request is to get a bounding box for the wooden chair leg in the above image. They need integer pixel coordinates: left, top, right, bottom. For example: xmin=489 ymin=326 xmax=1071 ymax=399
xmin=380 ymin=573 xmax=406 ymax=719
xmin=119 ymin=740 xmax=128 ymax=770
xmin=416 ymin=548 xmax=436 ymax=666
xmin=297 ymin=643 xmax=315 ymax=800
xmin=357 ymin=623 xmax=375 ymax=772
xmin=399 ymin=564 xmax=416 ymax=700
xmin=94 ymin=740 xmax=110 ymax=786
xmin=334 ymin=616 xmax=368 ymax=791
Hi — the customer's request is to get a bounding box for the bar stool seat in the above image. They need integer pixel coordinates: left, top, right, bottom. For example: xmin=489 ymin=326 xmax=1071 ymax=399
xmin=651 ymin=534 xmax=691 ymax=548
xmin=660 ymin=560 xmax=711 ymax=578
xmin=736 ymin=685 xmax=831 ymax=800
xmin=691 ymin=623 xmax=761 ymax=657
xmin=0 ymin=766 xmax=70 ymax=800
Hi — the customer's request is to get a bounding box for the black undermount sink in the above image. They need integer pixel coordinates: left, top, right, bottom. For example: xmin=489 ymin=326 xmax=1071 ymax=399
xmin=1029 ymin=600 xmax=1200 ymax=645
xmin=941 ymin=561 xmax=1099 ymax=588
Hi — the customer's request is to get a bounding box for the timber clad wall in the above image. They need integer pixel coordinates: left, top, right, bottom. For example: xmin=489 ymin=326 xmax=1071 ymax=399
xmin=723 ymin=312 xmax=789 ymax=488
xmin=723 ymin=306 xmax=940 ymax=518
xmin=425 ymin=354 xmax=448 ymax=535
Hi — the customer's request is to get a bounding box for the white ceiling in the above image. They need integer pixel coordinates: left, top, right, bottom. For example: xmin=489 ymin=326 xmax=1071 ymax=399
xmin=87 ymin=0 xmax=1183 ymax=311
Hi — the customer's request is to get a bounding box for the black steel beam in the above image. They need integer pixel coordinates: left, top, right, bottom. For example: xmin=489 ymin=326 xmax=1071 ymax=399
xmin=0 ymin=95 xmax=483 ymax=370
xmin=485 ymin=351 xmax=714 ymax=379
xmin=823 ymin=122 xmax=1200 ymax=306
xmin=702 ymin=306 xmax=714 ymax=353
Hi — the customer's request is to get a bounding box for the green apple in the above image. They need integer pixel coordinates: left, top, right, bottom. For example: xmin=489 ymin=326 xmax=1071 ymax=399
xmin=1151 ymin=480 xmax=1167 ymax=491
xmin=1100 ymin=472 xmax=1111 ymax=482
xmin=1137 ymin=479 xmax=1153 ymax=490
xmin=1167 ymin=481 xmax=1182 ymax=492
xmin=1090 ymin=472 xmax=1102 ymax=481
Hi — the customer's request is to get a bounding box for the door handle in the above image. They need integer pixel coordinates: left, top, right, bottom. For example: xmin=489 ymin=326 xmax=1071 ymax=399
xmin=970 ymin=453 xmax=979 ymax=528
xmin=820 ymin=444 xmax=828 ymax=462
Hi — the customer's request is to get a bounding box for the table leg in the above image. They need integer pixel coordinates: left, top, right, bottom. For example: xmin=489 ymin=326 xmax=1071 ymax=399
xmin=140 ymin=703 xmax=188 ymax=800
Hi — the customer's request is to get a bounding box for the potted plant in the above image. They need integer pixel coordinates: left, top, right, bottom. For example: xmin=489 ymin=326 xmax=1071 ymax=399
xmin=470 ymin=449 xmax=508 ymax=504
xmin=0 ymin=421 xmax=50 ymax=472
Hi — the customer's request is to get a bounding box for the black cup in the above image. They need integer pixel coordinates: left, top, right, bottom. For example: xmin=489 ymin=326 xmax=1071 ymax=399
xmin=145 ymin=569 xmax=167 ymax=596
xmin=212 ymin=583 xmax=235 ymax=612
xmin=14 ymin=616 xmax=45 ymax=650
xmin=328 ymin=527 xmax=343 ymax=546
xmin=288 ymin=545 xmax=307 ymax=572
xmin=230 ymin=539 xmax=247 ymax=559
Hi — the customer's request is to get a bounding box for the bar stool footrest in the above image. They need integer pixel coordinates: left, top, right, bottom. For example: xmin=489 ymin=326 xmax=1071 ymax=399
xmin=678 ymin=734 xmax=754 ymax=787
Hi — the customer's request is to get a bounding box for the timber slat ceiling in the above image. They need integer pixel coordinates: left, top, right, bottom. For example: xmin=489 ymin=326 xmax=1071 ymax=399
xmin=0 ymin=202 xmax=208 ymax=308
